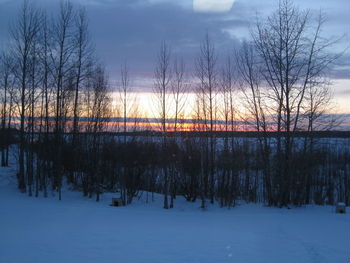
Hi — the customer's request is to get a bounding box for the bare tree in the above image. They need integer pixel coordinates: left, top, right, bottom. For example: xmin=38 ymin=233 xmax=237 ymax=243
xmin=171 ymin=57 xmax=188 ymax=132
xmin=51 ymin=0 xmax=75 ymax=199
xmin=117 ymin=61 xmax=136 ymax=205
xmin=195 ymin=32 xmax=218 ymax=204
xmin=219 ymin=54 xmax=238 ymax=207
xmin=10 ymin=0 xmax=40 ymax=191
xmin=0 ymin=52 xmax=14 ymax=167
xmin=118 ymin=61 xmax=134 ymax=142
xmin=72 ymin=7 xmax=93 ymax=145
xmin=154 ymin=41 xmax=171 ymax=134
xmin=251 ymin=0 xmax=340 ymax=206
xmin=66 ymin=6 xmax=94 ymax=185
xmin=85 ymin=65 xmax=110 ymax=201
xmin=221 ymin=54 xmax=237 ymax=134
xmin=236 ymin=40 xmax=276 ymax=204
xmin=36 ymin=12 xmax=53 ymax=198
xmin=153 ymin=41 xmax=171 ymax=209
xmin=168 ymin=56 xmax=188 ymax=208
xmin=27 ymin=24 xmax=42 ymax=197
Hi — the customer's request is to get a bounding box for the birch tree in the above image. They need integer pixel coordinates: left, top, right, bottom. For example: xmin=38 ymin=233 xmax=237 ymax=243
xmin=153 ymin=41 xmax=171 ymax=209
xmin=10 ymin=0 xmax=40 ymax=191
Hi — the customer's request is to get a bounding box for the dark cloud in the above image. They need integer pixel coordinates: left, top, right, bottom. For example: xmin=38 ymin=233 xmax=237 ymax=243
xmin=330 ymin=53 xmax=350 ymax=79
xmin=0 ymin=0 xmax=349 ymax=84
xmin=84 ymin=0 xmax=246 ymax=78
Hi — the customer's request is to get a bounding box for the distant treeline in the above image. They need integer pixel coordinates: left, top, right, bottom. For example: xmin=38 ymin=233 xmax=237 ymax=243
xmin=104 ymin=130 xmax=350 ymax=138
xmin=3 ymin=129 xmax=350 ymax=139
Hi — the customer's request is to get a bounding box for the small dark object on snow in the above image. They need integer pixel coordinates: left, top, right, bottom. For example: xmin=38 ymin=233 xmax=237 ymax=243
xmin=111 ymin=198 xmax=124 ymax=207
xmin=336 ymin=202 xmax=346 ymax=214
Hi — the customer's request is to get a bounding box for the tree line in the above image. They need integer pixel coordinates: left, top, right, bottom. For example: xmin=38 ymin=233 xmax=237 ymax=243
xmin=0 ymin=0 xmax=349 ymax=208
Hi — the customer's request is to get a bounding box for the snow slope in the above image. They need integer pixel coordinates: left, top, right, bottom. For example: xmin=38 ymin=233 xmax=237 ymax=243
xmin=0 ymin=153 xmax=350 ymax=263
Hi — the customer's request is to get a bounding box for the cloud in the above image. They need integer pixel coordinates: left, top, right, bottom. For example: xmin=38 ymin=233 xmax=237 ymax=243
xmin=83 ymin=0 xmax=244 ymax=79
xmin=193 ymin=0 xmax=236 ymax=13
xmin=0 ymin=0 xmax=349 ymax=88
xmin=330 ymin=54 xmax=350 ymax=79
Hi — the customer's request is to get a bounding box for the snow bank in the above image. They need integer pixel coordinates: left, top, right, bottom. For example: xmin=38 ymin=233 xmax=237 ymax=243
xmin=1 ymin=152 xmax=350 ymax=263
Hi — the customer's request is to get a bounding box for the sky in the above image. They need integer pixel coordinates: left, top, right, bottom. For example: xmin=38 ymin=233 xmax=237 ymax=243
xmin=0 ymin=0 xmax=349 ymax=114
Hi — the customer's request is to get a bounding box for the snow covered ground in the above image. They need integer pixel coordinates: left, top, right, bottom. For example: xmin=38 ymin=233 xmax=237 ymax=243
xmin=1 ymin=154 xmax=350 ymax=263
